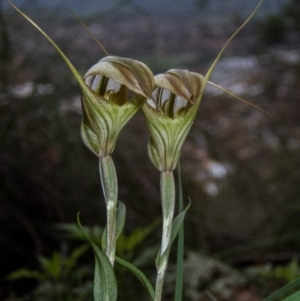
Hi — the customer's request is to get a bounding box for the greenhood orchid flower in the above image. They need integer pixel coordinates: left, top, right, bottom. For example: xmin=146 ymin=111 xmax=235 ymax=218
xmin=143 ymin=69 xmax=206 ymax=300
xmin=80 ymin=57 xmax=154 ymax=266
xmin=6 ymin=0 xmax=156 ymax=269
xmin=81 ymin=56 xmax=155 ymax=157
xmin=143 ymin=69 xmax=207 ymax=172
xmin=80 ymin=57 xmax=154 ymax=265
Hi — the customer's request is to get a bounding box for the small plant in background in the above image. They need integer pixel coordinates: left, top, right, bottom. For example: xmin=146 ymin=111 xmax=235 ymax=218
xmin=6 ymin=244 xmax=92 ymax=301
xmin=247 ymin=258 xmax=300 ymax=286
xmin=5 ymin=222 xmax=159 ymax=301
xmin=6 ymin=0 xmax=300 ymax=301
xmin=57 ymin=221 xmax=159 ymax=271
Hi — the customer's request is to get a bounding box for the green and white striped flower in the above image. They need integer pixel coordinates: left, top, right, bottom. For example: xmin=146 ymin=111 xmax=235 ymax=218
xmin=143 ymin=69 xmax=207 ymax=172
xmin=80 ymin=57 xmax=155 ymax=266
xmin=81 ymin=56 xmax=155 ymax=157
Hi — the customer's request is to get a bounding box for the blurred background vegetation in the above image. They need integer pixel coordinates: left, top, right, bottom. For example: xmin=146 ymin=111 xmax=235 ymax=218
xmin=1 ymin=0 xmax=300 ymax=300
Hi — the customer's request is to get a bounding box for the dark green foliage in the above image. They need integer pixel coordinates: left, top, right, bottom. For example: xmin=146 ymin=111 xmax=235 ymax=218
xmin=264 ymin=277 xmax=300 ymax=301
xmin=77 ymin=215 xmax=118 ymax=301
xmin=5 ymin=245 xmax=93 ymax=301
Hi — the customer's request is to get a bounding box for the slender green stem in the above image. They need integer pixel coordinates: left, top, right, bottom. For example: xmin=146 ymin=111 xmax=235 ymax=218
xmin=155 ymin=171 xmax=176 ymax=301
xmin=99 ymin=156 xmax=118 ymax=266
xmin=175 ymin=163 xmax=184 ymax=301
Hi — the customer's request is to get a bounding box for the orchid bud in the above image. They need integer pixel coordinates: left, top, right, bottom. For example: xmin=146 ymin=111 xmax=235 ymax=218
xmin=143 ymin=69 xmax=207 ymax=172
xmin=81 ymin=56 xmax=155 ymax=157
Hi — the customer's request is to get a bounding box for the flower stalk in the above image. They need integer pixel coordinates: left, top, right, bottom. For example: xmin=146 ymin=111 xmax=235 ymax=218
xmin=99 ymin=156 xmax=118 ymax=265
xmin=155 ymin=171 xmax=176 ymax=301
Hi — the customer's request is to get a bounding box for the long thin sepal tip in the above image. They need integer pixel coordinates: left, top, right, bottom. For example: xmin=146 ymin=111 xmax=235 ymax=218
xmin=208 ymin=81 xmax=271 ymax=117
xmin=205 ymin=0 xmax=264 ymax=80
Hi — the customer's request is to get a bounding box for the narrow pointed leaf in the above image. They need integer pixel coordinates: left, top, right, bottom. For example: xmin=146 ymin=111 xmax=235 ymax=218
xmin=115 ymin=201 xmax=126 ymax=239
xmin=125 ymin=219 xmax=159 ymax=252
xmin=171 ymin=200 xmax=191 ymax=244
xmin=115 ymin=256 xmax=154 ymax=301
xmin=102 ymin=201 xmax=126 ymax=251
xmin=69 ymin=243 xmax=90 ymax=262
xmin=264 ymin=277 xmax=300 ymax=301
xmin=157 ymin=200 xmax=191 ymax=263
xmin=5 ymin=269 xmax=44 ymax=281
xmin=77 ymin=214 xmax=117 ymax=301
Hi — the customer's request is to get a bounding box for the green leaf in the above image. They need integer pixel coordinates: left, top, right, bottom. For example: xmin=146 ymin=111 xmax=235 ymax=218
xmin=37 ymin=256 xmax=49 ymax=270
xmin=131 ymin=245 xmax=158 ymax=268
xmin=37 ymin=252 xmax=62 ymax=279
xmin=69 ymin=243 xmax=89 ymax=263
xmin=264 ymin=277 xmax=300 ymax=301
xmin=117 ymin=219 xmax=159 ymax=254
xmin=102 ymin=201 xmax=126 ymax=251
xmin=64 ymin=243 xmax=90 ymax=276
xmin=115 ymin=256 xmax=154 ymax=301
xmin=48 ymin=252 xmax=62 ymax=279
xmin=156 ymin=199 xmax=191 ymax=265
xmin=6 ymin=269 xmax=44 ymax=281
xmin=56 ymin=223 xmax=103 ymax=244
xmin=284 ymin=291 xmax=300 ymax=301
xmin=77 ymin=214 xmax=117 ymax=301
xmin=127 ymin=220 xmax=159 ymax=251
xmin=171 ymin=200 xmax=191 ymax=245
xmin=115 ymin=201 xmax=126 ymax=239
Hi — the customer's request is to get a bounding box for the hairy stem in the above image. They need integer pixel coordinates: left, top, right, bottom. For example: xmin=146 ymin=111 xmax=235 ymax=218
xmin=99 ymin=156 xmax=118 ymax=266
xmin=155 ymin=171 xmax=176 ymax=301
